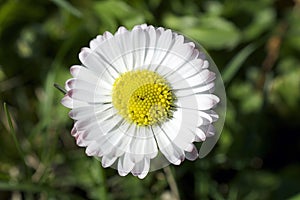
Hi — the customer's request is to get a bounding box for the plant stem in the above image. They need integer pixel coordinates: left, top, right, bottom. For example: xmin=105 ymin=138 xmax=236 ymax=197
xmin=163 ymin=166 xmax=180 ymax=200
xmin=53 ymin=83 xmax=67 ymax=95
xmin=97 ymin=158 xmax=108 ymax=200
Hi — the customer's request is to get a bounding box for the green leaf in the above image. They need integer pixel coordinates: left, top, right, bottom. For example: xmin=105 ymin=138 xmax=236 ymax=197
xmin=164 ymin=15 xmax=241 ymax=49
xmin=93 ymin=0 xmax=145 ymax=31
xmin=243 ymin=8 xmax=276 ymax=41
xmin=189 ymin=16 xmax=241 ymax=49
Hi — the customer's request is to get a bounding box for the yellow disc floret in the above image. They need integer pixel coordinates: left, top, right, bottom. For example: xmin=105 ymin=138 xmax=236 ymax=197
xmin=112 ymin=70 xmax=175 ymax=126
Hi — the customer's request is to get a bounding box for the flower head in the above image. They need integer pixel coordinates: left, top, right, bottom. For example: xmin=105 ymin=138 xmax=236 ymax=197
xmin=62 ymin=24 xmax=224 ymax=179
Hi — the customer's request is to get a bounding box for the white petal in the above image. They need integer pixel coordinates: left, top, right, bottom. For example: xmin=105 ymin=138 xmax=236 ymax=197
xmin=99 ymin=36 xmax=128 ymax=74
xmin=185 ymin=144 xmax=199 ymax=161
xmin=71 ymin=126 xmax=79 ymax=137
xmin=102 ymin=31 xmax=114 ymax=40
xmin=79 ymin=47 xmax=120 ymax=78
xmin=178 ymin=94 xmax=219 ymax=111
xmin=160 ymin=40 xmax=194 ymax=72
xmin=129 ymin=137 xmax=147 ymax=163
xmin=96 ymin=121 xmax=133 ymax=157
xmin=123 ymin=153 xmax=135 ymax=173
xmin=171 ymin=70 xmax=216 ymax=91
xmin=115 ymin=26 xmax=128 ymax=35
xmin=160 ymin=116 xmax=194 ymax=151
xmin=118 ymin=153 xmax=135 ymax=176
xmin=161 ymin=143 xmax=185 ymax=165
xmin=93 ymin=126 xmax=126 ymax=157
xmin=75 ymin=134 xmax=88 ymax=147
xmin=113 ymin=124 xmax=135 ymax=153
xmin=152 ymin=126 xmax=185 ymax=165
xmin=196 ymin=94 xmax=220 ymax=110
xmin=175 ymin=107 xmax=204 ymax=127
xmin=198 ymin=110 xmax=214 ymax=124
xmin=203 ymin=60 xmax=209 ymax=69
xmin=73 ymin=108 xmax=118 ymax=137
xmin=96 ymin=114 xmax=124 ymax=135
xmin=69 ymin=104 xmax=112 ymax=120
xmin=195 ymin=128 xmax=206 ymax=141
xmin=85 ymin=141 xmax=100 ymax=156
xmin=70 ymin=65 xmax=99 ymax=84
xmin=143 ymin=26 xmax=157 ymax=65
xmin=89 ymin=35 xmax=104 ymax=50
xmin=67 ymin=89 xmax=111 ymax=103
xmin=133 ymin=24 xmax=148 ymax=30
xmin=131 ymin=28 xmax=147 ymax=69
xmin=150 ymin=29 xmax=174 ymax=66
xmin=201 ymin=124 xmax=216 ymax=137
xmin=117 ymin=156 xmax=127 ymax=176
xmin=102 ymin=154 xmax=118 ymax=168
xmin=132 ymin=157 xmax=150 ymax=179
xmin=170 ymin=68 xmax=215 ymax=91
xmin=174 ymin=82 xmax=215 ymax=97
xmin=165 ymin=59 xmax=202 ymax=84
xmin=79 ymin=48 xmax=110 ymax=75
xmin=66 ymin=78 xmax=112 ymax=95
xmin=129 ymin=126 xmax=158 ymax=162
xmin=208 ymin=110 xmax=219 ymax=122
xmin=157 ymin=29 xmax=173 ymax=48
xmin=64 ymin=81 xmax=71 ymax=91
xmin=74 ymin=124 xmax=102 ymax=142
xmin=61 ymin=95 xmax=88 ymax=109
xmin=113 ymin=31 xmax=134 ymax=71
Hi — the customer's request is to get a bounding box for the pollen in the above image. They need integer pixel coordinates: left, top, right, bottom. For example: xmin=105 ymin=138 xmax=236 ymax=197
xmin=112 ymin=70 xmax=175 ymax=126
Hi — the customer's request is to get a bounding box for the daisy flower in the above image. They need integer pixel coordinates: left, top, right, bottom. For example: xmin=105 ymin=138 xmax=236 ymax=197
xmin=61 ymin=24 xmax=225 ymax=179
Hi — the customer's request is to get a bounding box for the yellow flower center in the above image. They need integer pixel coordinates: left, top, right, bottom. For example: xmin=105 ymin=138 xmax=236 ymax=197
xmin=112 ymin=70 xmax=175 ymax=126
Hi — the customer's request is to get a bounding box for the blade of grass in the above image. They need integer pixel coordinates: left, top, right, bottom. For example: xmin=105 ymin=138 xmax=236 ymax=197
xmin=3 ymin=102 xmax=26 ymax=163
xmin=50 ymin=0 xmax=82 ymax=18
xmin=222 ymin=43 xmax=258 ymax=85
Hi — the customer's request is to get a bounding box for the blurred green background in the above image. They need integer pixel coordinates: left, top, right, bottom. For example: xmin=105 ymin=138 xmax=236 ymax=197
xmin=1 ymin=0 xmax=300 ymax=199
